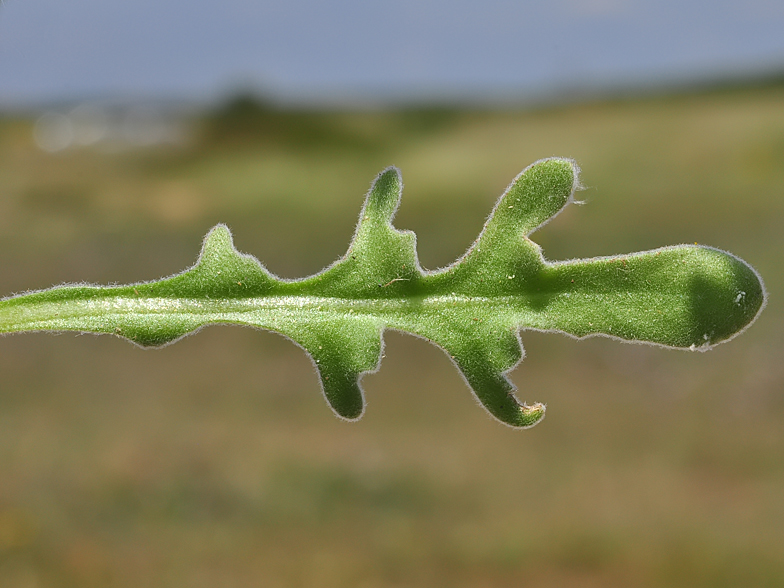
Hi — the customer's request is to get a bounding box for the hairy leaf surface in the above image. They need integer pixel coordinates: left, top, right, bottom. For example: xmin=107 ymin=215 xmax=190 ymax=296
xmin=0 ymin=159 xmax=766 ymax=427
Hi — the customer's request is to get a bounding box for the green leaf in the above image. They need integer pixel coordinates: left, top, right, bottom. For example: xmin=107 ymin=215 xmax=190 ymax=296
xmin=0 ymin=158 xmax=766 ymax=428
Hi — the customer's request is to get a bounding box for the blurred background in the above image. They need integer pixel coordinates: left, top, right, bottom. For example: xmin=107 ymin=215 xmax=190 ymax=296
xmin=1 ymin=1 xmax=784 ymax=586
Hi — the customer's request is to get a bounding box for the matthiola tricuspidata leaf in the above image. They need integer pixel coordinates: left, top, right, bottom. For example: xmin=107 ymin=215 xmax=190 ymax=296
xmin=0 ymin=159 xmax=766 ymax=428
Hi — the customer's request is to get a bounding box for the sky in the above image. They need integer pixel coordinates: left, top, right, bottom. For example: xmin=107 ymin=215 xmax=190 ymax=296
xmin=2 ymin=0 xmax=784 ymax=107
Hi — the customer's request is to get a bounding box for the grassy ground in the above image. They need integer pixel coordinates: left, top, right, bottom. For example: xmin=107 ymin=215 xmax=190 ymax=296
xmin=0 ymin=84 xmax=783 ymax=587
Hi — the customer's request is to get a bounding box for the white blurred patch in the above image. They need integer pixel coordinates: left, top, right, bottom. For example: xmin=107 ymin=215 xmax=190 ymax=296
xmin=32 ymin=103 xmax=189 ymax=152
xmin=33 ymin=112 xmax=74 ymax=152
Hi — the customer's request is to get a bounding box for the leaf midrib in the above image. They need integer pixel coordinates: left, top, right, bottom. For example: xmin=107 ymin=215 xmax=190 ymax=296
xmin=0 ymin=288 xmax=688 ymax=332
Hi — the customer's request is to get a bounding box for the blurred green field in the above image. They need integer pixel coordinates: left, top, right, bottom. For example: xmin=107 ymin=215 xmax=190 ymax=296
xmin=0 ymin=84 xmax=783 ymax=588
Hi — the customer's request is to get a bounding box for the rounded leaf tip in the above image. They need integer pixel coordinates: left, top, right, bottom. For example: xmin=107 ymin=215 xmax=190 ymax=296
xmin=516 ymin=402 xmax=546 ymax=429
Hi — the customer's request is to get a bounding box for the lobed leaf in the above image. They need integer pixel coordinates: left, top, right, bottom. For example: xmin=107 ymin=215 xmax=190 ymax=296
xmin=0 ymin=159 xmax=766 ymax=428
